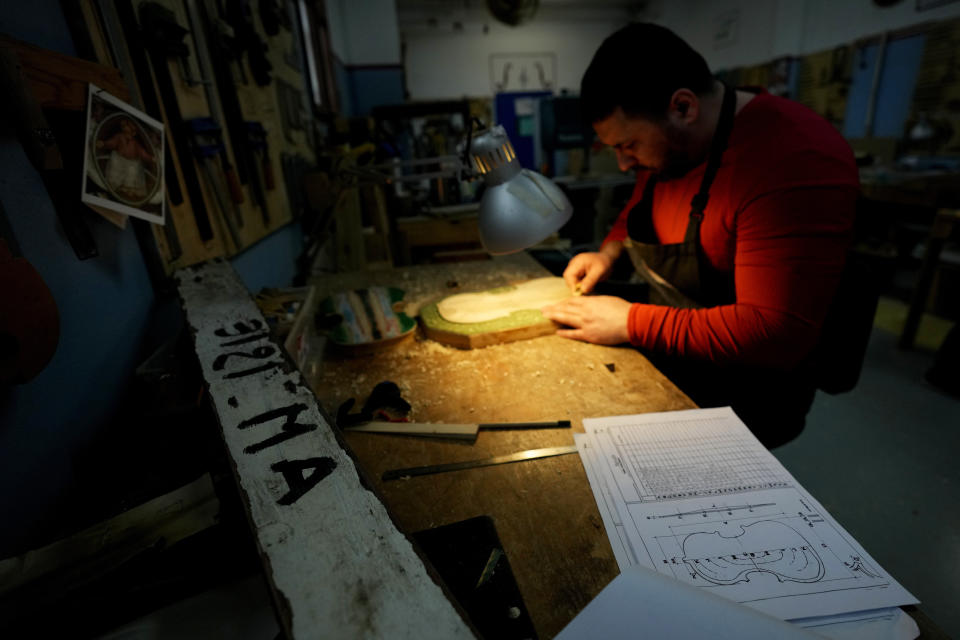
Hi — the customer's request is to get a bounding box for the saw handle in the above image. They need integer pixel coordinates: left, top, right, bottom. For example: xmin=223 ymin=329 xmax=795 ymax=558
xmin=224 ymin=164 xmax=244 ymax=203
xmin=262 ymin=155 xmax=275 ymax=190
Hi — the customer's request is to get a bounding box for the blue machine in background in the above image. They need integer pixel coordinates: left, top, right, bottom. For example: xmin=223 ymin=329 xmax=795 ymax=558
xmin=494 ymin=91 xmax=552 ymax=170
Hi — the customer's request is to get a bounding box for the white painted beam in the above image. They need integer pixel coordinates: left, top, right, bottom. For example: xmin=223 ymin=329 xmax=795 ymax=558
xmin=176 ymin=258 xmax=473 ymax=640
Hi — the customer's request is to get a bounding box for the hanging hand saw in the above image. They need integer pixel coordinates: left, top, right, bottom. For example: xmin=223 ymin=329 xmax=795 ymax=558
xmin=135 ymin=1 xmax=215 ymax=242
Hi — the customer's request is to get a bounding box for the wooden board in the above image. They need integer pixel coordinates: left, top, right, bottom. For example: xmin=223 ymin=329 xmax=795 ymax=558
xmin=422 ymin=276 xmax=571 ymax=349
xmin=305 ymin=253 xmax=697 ymax=638
xmin=0 ymin=474 xmax=217 ymax=598
xmin=176 ymin=259 xmax=472 ymax=640
xmin=0 ymin=34 xmax=130 ymax=109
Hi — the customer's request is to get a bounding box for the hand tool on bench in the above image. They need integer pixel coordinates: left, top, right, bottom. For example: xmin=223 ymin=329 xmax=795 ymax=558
xmin=344 ymin=420 xmax=572 ymax=441
xmin=382 ymin=445 xmax=579 ymax=481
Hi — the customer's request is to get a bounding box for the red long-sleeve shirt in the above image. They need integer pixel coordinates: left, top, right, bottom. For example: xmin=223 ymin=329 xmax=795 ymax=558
xmin=604 ymin=92 xmax=859 ymax=369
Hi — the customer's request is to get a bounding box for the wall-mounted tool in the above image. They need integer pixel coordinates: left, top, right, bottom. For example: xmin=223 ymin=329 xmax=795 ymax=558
xmin=138 ymin=2 xmax=215 ymax=243
xmin=282 ymin=0 xmax=304 ymax=72
xmin=246 ymin=121 xmax=274 ymax=189
xmin=188 ymin=119 xmax=243 ymax=250
xmin=114 ymin=2 xmax=183 ymax=211
xmin=225 ymin=0 xmax=272 ymax=87
xmin=142 ymin=4 xmax=205 ymax=87
xmin=188 ymin=118 xmax=244 ymax=206
xmin=198 ymin=0 xmax=268 ymax=219
xmin=281 ymin=152 xmax=309 ymax=220
xmin=258 ymin=0 xmax=286 ymax=36
xmin=246 ymin=121 xmax=274 ymax=224
xmin=183 ymin=3 xmax=246 ymax=209
xmin=275 ymin=77 xmax=305 ymax=143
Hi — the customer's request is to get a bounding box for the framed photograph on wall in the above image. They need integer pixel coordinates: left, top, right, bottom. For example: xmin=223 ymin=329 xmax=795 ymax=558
xmin=81 ymin=84 xmax=165 ymax=228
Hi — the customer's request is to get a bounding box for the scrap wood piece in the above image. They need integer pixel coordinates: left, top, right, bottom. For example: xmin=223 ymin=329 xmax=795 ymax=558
xmin=175 ymin=258 xmax=473 ymax=640
xmin=0 ymin=474 xmax=218 ymax=599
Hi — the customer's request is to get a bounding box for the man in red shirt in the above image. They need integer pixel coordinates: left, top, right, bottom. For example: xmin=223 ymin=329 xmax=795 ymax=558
xmin=541 ymin=23 xmax=860 ymax=447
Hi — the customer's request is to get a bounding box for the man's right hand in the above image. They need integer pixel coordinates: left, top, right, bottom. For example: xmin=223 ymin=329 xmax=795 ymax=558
xmin=563 ymin=243 xmax=621 ymax=294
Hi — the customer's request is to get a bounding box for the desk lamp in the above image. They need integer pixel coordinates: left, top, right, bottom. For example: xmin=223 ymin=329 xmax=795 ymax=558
xmin=355 ymin=123 xmax=572 ymax=254
xmin=468 ymin=125 xmax=573 ymax=254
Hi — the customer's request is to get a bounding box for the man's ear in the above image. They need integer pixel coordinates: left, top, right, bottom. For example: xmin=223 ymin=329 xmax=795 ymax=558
xmin=668 ymin=89 xmax=699 ymax=125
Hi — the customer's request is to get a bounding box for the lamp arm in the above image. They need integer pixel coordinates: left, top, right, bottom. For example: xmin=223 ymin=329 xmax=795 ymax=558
xmin=459 ymin=116 xmax=486 ymax=182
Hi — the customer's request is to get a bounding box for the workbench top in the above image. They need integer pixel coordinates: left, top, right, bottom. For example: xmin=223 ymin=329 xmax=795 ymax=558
xmin=307 ymin=253 xmax=695 ymax=638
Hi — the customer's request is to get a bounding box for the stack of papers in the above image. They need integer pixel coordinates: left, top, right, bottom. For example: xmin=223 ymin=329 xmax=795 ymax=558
xmin=573 ymin=407 xmax=918 ymax=639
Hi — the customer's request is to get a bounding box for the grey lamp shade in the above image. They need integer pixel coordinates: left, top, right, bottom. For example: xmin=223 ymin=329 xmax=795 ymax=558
xmin=470 ymin=125 xmax=573 ymax=255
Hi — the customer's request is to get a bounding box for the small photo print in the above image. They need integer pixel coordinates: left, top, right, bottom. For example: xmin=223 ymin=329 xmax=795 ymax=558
xmin=82 ymin=84 xmax=165 ymax=225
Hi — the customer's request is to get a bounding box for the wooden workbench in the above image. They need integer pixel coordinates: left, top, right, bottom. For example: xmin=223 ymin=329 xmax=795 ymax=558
xmin=307 ymin=253 xmax=695 ymax=638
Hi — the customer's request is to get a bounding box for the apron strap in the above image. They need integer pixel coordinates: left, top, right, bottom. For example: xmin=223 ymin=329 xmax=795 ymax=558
xmin=683 ymin=82 xmax=738 ymax=244
xmin=627 ymin=173 xmax=659 ymax=242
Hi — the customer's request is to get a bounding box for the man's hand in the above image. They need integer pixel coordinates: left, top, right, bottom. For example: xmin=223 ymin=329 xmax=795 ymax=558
xmin=563 ymin=252 xmax=613 ymax=294
xmin=541 ymin=296 xmax=632 ymax=345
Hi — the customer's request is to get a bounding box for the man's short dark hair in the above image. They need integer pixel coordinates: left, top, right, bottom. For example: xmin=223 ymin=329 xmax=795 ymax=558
xmin=581 ymin=23 xmax=715 ymax=124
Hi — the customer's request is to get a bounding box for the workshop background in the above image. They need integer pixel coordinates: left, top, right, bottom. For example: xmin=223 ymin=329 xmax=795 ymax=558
xmin=2 ymin=0 xmax=959 ymax=637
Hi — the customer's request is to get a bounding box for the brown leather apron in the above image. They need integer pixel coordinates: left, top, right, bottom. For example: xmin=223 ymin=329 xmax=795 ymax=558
xmin=622 ymin=82 xmax=737 ymax=308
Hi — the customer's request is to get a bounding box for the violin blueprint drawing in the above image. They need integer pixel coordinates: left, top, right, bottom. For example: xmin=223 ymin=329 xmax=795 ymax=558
xmin=578 ymin=407 xmax=917 ymax=621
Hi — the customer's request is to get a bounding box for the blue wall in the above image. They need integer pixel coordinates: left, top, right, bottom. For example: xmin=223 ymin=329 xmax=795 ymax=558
xmin=348 ymin=67 xmax=405 ymax=116
xmin=232 ymin=223 xmax=303 ymax=292
xmin=333 ymin=57 xmax=354 ymax=116
xmin=0 ymin=1 xmax=303 ymax=556
xmin=334 ymin=62 xmax=404 ymax=116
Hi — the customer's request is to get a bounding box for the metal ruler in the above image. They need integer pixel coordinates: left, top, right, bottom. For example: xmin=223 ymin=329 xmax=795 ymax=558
xmin=381 ymin=445 xmax=578 ymax=481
